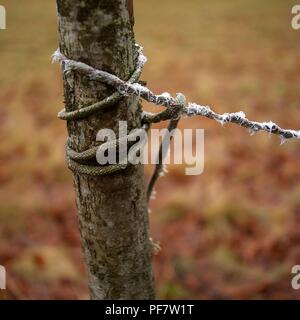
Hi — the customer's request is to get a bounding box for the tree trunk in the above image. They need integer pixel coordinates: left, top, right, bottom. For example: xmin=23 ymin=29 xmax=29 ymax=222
xmin=55 ymin=0 xmax=155 ymax=300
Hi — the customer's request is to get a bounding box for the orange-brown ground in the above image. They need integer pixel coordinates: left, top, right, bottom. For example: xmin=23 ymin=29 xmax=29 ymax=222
xmin=1 ymin=0 xmax=300 ymax=299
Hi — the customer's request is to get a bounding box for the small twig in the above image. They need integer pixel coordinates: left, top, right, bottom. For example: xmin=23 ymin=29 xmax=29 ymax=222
xmin=147 ymin=118 xmax=180 ymax=202
xmin=147 ymin=94 xmax=186 ymax=201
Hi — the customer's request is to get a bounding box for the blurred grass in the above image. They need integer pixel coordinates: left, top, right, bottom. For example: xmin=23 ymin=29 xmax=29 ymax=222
xmin=1 ymin=0 xmax=300 ymax=299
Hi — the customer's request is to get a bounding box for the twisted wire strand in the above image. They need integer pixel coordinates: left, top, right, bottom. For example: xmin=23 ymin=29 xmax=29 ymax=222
xmin=53 ymin=44 xmax=300 ymax=143
xmin=54 ymin=44 xmax=146 ymax=121
xmin=54 ymin=45 xmax=150 ymax=176
xmin=66 ymin=125 xmax=149 ymax=162
xmin=53 ymin=43 xmax=300 ymax=197
xmin=66 ymin=157 xmax=128 ymax=176
xmin=186 ymin=105 xmax=300 ymax=142
xmin=52 ymin=44 xmax=176 ymax=109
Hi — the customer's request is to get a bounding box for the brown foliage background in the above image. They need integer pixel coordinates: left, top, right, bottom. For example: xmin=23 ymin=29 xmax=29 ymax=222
xmin=0 ymin=0 xmax=300 ymax=299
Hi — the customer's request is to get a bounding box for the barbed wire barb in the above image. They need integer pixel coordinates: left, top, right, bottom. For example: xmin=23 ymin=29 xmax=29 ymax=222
xmin=53 ymin=44 xmax=300 ymax=144
xmin=53 ymin=43 xmax=300 ymax=200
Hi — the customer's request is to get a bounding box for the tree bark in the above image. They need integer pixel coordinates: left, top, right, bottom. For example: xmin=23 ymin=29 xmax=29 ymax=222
xmin=55 ymin=0 xmax=155 ymax=300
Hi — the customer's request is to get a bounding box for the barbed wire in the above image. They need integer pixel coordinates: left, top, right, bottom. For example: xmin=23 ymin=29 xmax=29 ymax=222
xmin=53 ymin=44 xmax=300 ymax=143
xmin=53 ymin=44 xmax=300 ymax=199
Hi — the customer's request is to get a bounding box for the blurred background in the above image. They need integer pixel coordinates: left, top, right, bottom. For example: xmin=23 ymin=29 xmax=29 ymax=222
xmin=0 ymin=0 xmax=300 ymax=299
